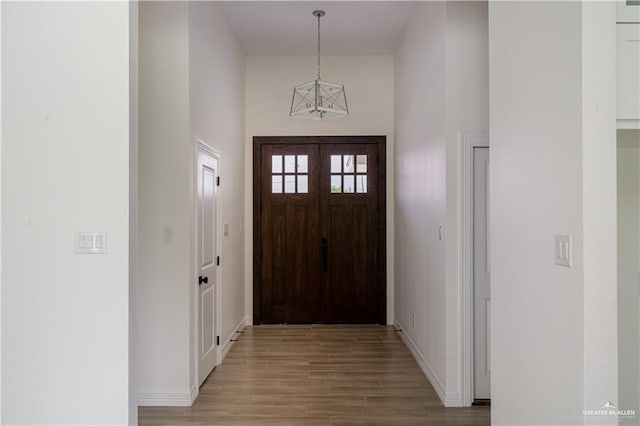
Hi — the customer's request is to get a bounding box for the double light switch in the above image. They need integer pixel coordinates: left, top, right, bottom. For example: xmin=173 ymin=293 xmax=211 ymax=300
xmin=554 ymin=234 xmax=572 ymax=268
xmin=75 ymin=231 xmax=106 ymax=254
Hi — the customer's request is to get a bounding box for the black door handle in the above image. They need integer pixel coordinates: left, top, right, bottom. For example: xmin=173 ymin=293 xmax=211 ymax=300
xmin=199 ymin=276 xmax=208 ymax=285
xmin=321 ymin=238 xmax=328 ymax=272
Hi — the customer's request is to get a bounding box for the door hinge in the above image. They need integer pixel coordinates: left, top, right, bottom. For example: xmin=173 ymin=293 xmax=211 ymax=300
xmin=216 ymin=336 xmax=220 ymax=346
xmin=216 ymin=256 xmax=220 ymax=266
xmin=216 ymin=176 xmax=220 ymax=186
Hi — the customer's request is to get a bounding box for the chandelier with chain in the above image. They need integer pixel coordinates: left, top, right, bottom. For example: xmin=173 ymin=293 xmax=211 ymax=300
xmin=290 ymin=10 xmax=349 ymax=120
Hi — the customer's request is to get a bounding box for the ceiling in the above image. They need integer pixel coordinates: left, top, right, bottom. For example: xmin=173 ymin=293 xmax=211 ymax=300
xmin=218 ymin=2 xmax=418 ymax=56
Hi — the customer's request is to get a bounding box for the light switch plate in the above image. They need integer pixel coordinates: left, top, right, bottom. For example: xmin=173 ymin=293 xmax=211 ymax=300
xmin=554 ymin=234 xmax=572 ymax=267
xmin=75 ymin=231 xmax=106 ymax=254
xmin=162 ymin=225 xmax=174 ymax=243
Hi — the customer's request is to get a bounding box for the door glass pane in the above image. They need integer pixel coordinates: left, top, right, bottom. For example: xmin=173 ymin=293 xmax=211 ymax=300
xmin=356 ymin=175 xmax=367 ymax=193
xmin=272 ymin=155 xmax=282 ymax=173
xmin=297 ymin=175 xmax=308 ymax=193
xmin=284 ymin=155 xmax=296 ymax=173
xmin=343 ymin=175 xmax=355 ymax=193
xmin=331 ymin=155 xmax=342 ymax=173
xmin=297 ymin=155 xmax=308 ymax=173
xmin=272 ymin=175 xmax=282 ymax=193
xmin=284 ymin=175 xmax=295 ymax=193
xmin=331 ymin=175 xmax=342 ymax=193
xmin=343 ymin=155 xmax=355 ymax=173
xmin=356 ymin=155 xmax=367 ymax=173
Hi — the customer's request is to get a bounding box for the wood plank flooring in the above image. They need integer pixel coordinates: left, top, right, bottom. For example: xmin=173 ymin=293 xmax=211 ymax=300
xmin=139 ymin=325 xmax=490 ymax=425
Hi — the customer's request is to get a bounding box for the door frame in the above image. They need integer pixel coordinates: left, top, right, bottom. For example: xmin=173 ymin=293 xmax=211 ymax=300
xmin=193 ymin=139 xmax=222 ymax=389
xmin=459 ymin=132 xmax=489 ymax=406
xmin=252 ymin=136 xmax=387 ymax=324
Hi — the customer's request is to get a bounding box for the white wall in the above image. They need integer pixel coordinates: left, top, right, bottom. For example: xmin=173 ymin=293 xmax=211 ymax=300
xmin=582 ymin=2 xmax=618 ymax=416
xmin=490 ymin=6 xmax=583 ymax=422
xmin=490 ymin=2 xmax=617 ymax=424
xmin=244 ymin=55 xmax=395 ymax=324
xmin=2 ymin=2 xmax=132 ymax=424
xmin=444 ymin=1 xmax=489 ymax=404
xmin=138 ymin=2 xmax=191 ymax=404
xmin=0 ymin=2 xmax=4 ymax=421
xmin=188 ymin=0 xmax=246 ymax=370
xmin=137 ymin=1 xmax=245 ymax=405
xmin=394 ymin=1 xmax=488 ymax=406
xmin=129 ymin=1 xmax=139 ymax=423
xmin=394 ymin=1 xmax=447 ymax=401
xmin=617 ymin=130 xmax=640 ymax=416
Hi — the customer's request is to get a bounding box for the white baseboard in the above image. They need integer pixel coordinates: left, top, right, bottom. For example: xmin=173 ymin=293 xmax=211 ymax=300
xmin=445 ymin=390 xmax=463 ymax=407
xmin=244 ymin=315 xmax=253 ymax=326
xmin=137 ymin=384 xmax=197 ymax=407
xmin=394 ymin=318 xmax=447 ymax=406
xmin=190 ymin=383 xmax=198 ymax=404
xmin=220 ymin=316 xmax=246 ymax=363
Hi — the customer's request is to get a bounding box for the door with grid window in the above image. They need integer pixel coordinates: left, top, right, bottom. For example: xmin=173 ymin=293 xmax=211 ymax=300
xmin=254 ymin=136 xmax=386 ymax=324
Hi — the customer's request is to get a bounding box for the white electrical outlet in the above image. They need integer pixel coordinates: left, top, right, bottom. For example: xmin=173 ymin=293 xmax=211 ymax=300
xmin=554 ymin=234 xmax=572 ymax=268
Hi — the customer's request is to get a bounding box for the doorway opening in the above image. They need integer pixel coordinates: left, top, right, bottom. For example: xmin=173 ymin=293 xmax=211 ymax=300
xmin=460 ymin=133 xmax=491 ymax=406
xmin=472 ymin=146 xmax=490 ymax=404
xmin=253 ymin=136 xmax=387 ymax=324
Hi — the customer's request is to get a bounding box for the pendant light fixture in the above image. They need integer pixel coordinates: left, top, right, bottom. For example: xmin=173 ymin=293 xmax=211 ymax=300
xmin=290 ymin=10 xmax=349 ymax=120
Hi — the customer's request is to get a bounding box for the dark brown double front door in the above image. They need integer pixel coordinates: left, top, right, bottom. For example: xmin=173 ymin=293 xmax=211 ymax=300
xmin=253 ymin=136 xmax=386 ymax=324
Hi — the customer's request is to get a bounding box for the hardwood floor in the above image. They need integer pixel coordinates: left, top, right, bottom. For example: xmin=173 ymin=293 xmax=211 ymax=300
xmin=139 ymin=325 xmax=490 ymax=425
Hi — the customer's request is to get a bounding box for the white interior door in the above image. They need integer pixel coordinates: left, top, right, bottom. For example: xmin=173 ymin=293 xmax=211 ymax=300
xmin=473 ymin=147 xmax=491 ymax=400
xmin=198 ymin=148 xmax=219 ymax=386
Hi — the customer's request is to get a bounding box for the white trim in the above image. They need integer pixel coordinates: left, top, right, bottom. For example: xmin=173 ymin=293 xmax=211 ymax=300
xmin=244 ymin=315 xmax=253 ymax=326
xmin=459 ymin=132 xmax=489 ymax=407
xmin=220 ymin=316 xmax=247 ymax=362
xmin=190 ymin=383 xmax=199 ymax=405
xmin=617 ymin=119 xmax=640 ymax=130
xmin=445 ymin=390 xmax=462 ymax=407
xmin=137 ymin=384 xmax=198 ymax=407
xmin=394 ymin=318 xmax=447 ymax=405
xmin=189 ymin=137 xmax=196 ymax=393
xmin=211 ymin=144 xmax=223 ymax=369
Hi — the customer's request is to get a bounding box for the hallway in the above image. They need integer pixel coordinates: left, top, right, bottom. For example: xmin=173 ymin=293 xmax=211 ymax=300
xmin=139 ymin=325 xmax=490 ymax=425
